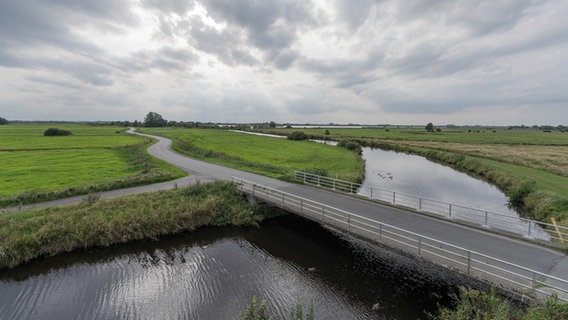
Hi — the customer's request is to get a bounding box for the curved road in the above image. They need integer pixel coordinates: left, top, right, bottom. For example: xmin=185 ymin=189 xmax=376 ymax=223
xmin=5 ymin=129 xmax=568 ymax=285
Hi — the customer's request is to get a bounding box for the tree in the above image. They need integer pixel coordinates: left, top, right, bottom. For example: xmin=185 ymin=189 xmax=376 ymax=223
xmin=425 ymin=122 xmax=434 ymax=132
xmin=269 ymin=121 xmax=276 ymax=128
xmin=143 ymin=112 xmax=167 ymax=127
xmin=0 ymin=116 xmax=8 ymax=125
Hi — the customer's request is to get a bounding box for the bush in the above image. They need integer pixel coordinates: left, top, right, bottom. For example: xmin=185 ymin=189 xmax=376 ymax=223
xmin=44 ymin=128 xmax=73 ymax=136
xmin=507 ymin=181 xmax=536 ymax=208
xmin=287 ymin=131 xmax=309 ymax=140
xmin=0 ymin=116 xmax=8 ymax=125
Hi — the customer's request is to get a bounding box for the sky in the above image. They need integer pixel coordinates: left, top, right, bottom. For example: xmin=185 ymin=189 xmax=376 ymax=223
xmin=1 ymin=0 xmax=567 ymax=125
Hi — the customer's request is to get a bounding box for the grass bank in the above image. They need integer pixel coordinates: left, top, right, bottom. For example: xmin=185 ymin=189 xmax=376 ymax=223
xmin=0 ymin=123 xmax=185 ymax=207
xmin=0 ymin=182 xmax=265 ymax=269
xmin=431 ymin=287 xmax=567 ymax=320
xmin=139 ymin=128 xmax=365 ymax=183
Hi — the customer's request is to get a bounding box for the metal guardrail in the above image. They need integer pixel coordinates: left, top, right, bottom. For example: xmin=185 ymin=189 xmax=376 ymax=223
xmin=294 ymin=171 xmax=568 ymax=243
xmin=233 ymin=176 xmax=568 ymax=302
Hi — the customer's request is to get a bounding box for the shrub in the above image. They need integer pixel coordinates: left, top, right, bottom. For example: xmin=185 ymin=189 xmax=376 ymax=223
xmin=44 ymin=128 xmax=73 ymax=136
xmin=287 ymin=131 xmax=309 ymax=140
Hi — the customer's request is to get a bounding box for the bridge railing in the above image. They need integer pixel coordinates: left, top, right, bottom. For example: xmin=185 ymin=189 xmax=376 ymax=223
xmin=233 ymin=176 xmax=568 ymax=302
xmin=294 ymin=171 xmax=568 ymax=244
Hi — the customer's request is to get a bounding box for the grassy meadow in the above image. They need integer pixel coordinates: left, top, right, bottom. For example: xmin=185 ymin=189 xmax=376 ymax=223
xmin=257 ymin=126 xmax=568 ymax=226
xmin=0 ymin=123 xmax=185 ymax=207
xmin=139 ymin=127 xmax=365 ymax=182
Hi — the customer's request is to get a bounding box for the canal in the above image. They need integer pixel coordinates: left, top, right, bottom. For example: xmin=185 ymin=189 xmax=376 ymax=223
xmin=0 ymin=214 xmax=483 ymax=320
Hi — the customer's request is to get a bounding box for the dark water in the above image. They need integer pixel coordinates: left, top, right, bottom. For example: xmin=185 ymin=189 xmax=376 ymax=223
xmin=0 ymin=214 xmax=483 ymax=320
xmin=360 ymin=148 xmax=516 ymax=215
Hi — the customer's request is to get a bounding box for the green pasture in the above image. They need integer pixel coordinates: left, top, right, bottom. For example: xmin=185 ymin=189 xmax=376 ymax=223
xmin=1 ymin=149 xmax=132 ymax=196
xmin=260 ymin=127 xmax=568 ymax=145
xmin=139 ymin=127 xmax=365 ymax=182
xmin=0 ymin=123 xmax=184 ymax=206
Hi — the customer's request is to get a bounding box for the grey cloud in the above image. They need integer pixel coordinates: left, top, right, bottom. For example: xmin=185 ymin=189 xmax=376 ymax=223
xmin=201 ymin=0 xmax=314 ymax=68
xmin=26 ymin=76 xmax=83 ymax=90
xmin=122 ymin=47 xmax=199 ymax=72
xmin=189 ymin=20 xmax=259 ymax=66
xmin=334 ymin=0 xmax=378 ymax=29
xmin=141 ymin=0 xmax=195 ymax=14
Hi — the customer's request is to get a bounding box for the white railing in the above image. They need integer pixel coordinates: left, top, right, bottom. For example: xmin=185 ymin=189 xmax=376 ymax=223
xmin=233 ymin=176 xmax=568 ymax=302
xmin=294 ymin=171 xmax=568 ymax=244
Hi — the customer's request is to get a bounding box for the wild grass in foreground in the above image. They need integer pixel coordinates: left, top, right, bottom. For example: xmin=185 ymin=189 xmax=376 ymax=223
xmin=241 ymin=296 xmax=314 ymax=320
xmin=430 ymin=287 xmax=567 ymax=320
xmin=0 ymin=182 xmax=264 ymax=269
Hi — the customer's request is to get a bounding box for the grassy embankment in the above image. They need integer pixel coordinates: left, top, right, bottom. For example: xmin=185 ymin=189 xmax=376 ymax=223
xmin=138 ymin=127 xmax=365 ymax=183
xmin=0 ymin=181 xmax=264 ymax=269
xmin=257 ymin=127 xmax=568 ymax=227
xmin=0 ymin=123 xmax=185 ymax=207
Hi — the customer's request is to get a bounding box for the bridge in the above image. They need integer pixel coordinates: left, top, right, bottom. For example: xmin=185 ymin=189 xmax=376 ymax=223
xmin=125 ymin=130 xmax=568 ymax=302
xmin=15 ymin=129 xmax=564 ymax=302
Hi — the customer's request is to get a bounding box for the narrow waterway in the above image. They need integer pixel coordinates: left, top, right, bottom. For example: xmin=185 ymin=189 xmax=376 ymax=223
xmin=359 ymin=147 xmax=514 ymax=215
xmin=0 ymin=214 xmax=483 ymax=320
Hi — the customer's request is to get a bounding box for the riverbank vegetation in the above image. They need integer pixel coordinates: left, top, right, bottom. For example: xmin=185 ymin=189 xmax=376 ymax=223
xmin=138 ymin=127 xmax=365 ymax=183
xmin=0 ymin=182 xmax=265 ymax=269
xmin=0 ymin=123 xmax=185 ymax=207
xmin=254 ymin=127 xmax=568 ymax=227
xmin=431 ymin=287 xmax=567 ymax=320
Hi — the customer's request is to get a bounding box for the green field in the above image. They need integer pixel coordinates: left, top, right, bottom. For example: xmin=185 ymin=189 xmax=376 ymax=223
xmin=260 ymin=127 xmax=568 ymax=145
xmin=139 ymin=127 xmax=365 ymax=182
xmin=0 ymin=123 xmax=185 ymax=207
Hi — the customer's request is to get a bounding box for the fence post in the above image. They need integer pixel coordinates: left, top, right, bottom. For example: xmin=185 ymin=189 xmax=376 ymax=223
xmin=379 ymin=224 xmax=382 ymax=241
xmin=484 ymin=211 xmax=488 ymax=227
xmin=418 ymin=198 xmax=422 ymax=211
xmin=370 ymin=187 xmax=373 ymax=199
xmin=418 ymin=237 xmax=422 ymax=256
xmin=392 ymin=192 xmax=396 ymax=204
xmin=348 ymin=214 xmax=351 ymax=231
xmin=317 ymin=175 xmax=320 ymax=186
xmin=531 ymin=272 xmax=537 ymax=294
xmin=332 ymin=179 xmax=336 ymax=190
xmin=350 ymin=183 xmax=354 ymax=194
xmin=252 ymin=184 xmax=255 ymax=197
xmin=467 ymin=251 xmax=471 ymax=275
xmin=528 ymin=220 xmax=532 ymax=238
xmin=266 ymin=187 xmax=268 ymax=201
xmin=300 ymin=199 xmax=303 ymax=214
xmin=449 ymin=204 xmax=452 ymax=218
xmin=322 ymin=206 xmax=325 ymax=223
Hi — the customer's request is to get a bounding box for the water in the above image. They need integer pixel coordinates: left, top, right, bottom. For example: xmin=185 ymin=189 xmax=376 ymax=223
xmin=360 ymin=147 xmax=515 ymax=215
xmin=0 ymin=215 xmax=482 ymax=320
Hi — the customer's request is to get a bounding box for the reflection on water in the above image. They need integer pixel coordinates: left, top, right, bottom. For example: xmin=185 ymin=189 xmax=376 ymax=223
xmin=360 ymin=148 xmax=516 ymax=215
xmin=0 ymin=215 xmax=483 ymax=320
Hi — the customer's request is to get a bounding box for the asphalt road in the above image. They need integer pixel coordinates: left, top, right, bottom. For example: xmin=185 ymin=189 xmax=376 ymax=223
xmin=133 ymin=129 xmax=567 ymax=283
xmin=5 ymin=129 xmax=567 ymax=284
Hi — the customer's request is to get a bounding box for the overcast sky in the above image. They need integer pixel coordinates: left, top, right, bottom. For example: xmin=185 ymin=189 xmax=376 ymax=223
xmin=1 ymin=0 xmax=567 ymax=125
